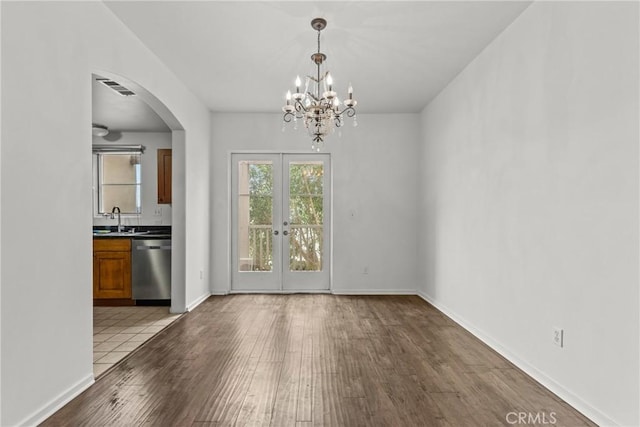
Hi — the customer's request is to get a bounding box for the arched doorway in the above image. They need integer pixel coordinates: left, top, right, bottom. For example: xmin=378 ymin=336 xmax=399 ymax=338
xmin=91 ymin=71 xmax=187 ymax=377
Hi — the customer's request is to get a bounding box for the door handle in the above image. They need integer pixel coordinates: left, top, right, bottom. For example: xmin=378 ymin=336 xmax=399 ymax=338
xmin=274 ymin=230 xmax=279 ymax=236
xmin=283 ymin=230 xmax=289 ymax=236
xmin=283 ymin=221 xmax=289 ymax=226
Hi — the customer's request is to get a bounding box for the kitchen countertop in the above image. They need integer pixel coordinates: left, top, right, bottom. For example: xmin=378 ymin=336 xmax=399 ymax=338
xmin=93 ymin=226 xmax=171 ymax=239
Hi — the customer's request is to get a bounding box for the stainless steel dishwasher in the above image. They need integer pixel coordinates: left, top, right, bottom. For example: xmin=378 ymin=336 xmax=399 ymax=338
xmin=132 ymin=239 xmax=171 ymax=300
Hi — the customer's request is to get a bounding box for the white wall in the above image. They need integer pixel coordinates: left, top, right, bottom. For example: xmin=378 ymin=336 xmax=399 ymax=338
xmin=419 ymin=2 xmax=638 ymax=426
xmin=210 ymin=113 xmax=420 ymax=295
xmin=0 ymin=2 xmax=210 ymax=425
xmin=92 ymin=132 xmax=173 ymax=226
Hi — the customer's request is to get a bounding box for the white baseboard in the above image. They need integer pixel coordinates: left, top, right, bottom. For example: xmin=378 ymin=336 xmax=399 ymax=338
xmin=331 ymin=289 xmax=417 ymax=295
xmin=18 ymin=373 xmax=94 ymax=427
xmin=220 ymin=289 xmax=415 ymax=295
xmin=416 ymin=291 xmax=617 ymax=427
xmin=228 ymin=290 xmax=332 ymax=294
xmin=186 ymin=291 xmax=211 ymax=312
xmin=280 ymin=290 xmax=331 ymax=294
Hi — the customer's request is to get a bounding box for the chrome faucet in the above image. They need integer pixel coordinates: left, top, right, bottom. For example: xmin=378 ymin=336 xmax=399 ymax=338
xmin=110 ymin=206 xmax=122 ymax=232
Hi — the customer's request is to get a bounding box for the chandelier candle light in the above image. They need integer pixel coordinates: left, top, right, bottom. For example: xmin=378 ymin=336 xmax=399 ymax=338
xmin=282 ymin=18 xmax=358 ymax=151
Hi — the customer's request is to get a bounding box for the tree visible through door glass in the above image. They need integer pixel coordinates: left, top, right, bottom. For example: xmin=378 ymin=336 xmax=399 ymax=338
xmin=288 ymin=162 xmax=323 ymax=272
xmin=237 ymin=161 xmax=273 ymax=272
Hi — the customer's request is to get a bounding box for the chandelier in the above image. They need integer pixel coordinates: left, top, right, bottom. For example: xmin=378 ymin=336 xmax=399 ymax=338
xmin=282 ymin=18 xmax=358 ymax=151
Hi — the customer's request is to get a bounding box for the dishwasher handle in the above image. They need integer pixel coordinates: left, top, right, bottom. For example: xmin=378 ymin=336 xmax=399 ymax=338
xmin=136 ymin=245 xmax=171 ymax=250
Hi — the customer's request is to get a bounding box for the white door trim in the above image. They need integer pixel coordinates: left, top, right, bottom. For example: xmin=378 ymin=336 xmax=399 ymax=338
xmin=229 ymin=152 xmax=332 ymax=293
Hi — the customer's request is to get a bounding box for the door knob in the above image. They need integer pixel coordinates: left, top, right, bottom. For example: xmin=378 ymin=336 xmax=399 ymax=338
xmin=283 ymin=221 xmax=289 ymax=226
xmin=283 ymin=230 xmax=289 ymax=236
xmin=273 ymin=230 xmax=279 ymax=236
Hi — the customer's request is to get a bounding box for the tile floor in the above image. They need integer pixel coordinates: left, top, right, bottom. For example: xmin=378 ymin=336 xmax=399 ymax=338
xmin=93 ymin=306 xmax=182 ymax=378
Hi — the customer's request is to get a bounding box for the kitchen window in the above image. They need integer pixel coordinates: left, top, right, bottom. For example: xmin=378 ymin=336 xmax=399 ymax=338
xmin=93 ymin=149 xmax=143 ymax=215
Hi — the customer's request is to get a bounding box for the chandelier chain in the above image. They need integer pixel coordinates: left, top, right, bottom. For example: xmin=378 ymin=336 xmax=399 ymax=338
xmin=317 ymin=29 xmax=321 ymax=100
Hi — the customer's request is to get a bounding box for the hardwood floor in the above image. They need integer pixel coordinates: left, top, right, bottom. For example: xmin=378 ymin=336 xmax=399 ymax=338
xmin=43 ymin=295 xmax=595 ymax=426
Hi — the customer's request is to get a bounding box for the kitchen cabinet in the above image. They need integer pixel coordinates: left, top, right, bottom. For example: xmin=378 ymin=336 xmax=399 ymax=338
xmin=93 ymin=238 xmax=132 ymax=302
xmin=157 ymin=148 xmax=172 ymax=204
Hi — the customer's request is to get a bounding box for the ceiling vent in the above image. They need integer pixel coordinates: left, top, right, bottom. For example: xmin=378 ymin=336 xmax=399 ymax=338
xmin=97 ymin=78 xmax=135 ymax=96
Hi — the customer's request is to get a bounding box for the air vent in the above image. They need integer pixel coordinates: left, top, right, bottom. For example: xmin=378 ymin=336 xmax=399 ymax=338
xmin=97 ymin=78 xmax=136 ymax=96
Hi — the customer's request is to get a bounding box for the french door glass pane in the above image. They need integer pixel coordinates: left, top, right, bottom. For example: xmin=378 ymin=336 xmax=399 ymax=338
xmin=289 ymin=161 xmax=323 ymax=272
xmin=237 ymin=161 xmax=273 ymax=272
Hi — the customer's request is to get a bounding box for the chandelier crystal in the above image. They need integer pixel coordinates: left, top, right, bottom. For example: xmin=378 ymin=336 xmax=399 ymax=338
xmin=282 ymin=18 xmax=358 ymax=151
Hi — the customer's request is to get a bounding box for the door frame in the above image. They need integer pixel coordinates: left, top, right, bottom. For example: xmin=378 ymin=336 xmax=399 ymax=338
xmin=228 ymin=151 xmax=332 ymax=293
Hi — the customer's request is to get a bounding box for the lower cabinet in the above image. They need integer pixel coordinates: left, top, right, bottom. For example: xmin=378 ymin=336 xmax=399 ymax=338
xmin=93 ymin=238 xmax=132 ymax=302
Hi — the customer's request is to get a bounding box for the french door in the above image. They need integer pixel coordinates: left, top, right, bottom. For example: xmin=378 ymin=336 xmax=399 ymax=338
xmin=231 ymin=153 xmax=331 ymax=292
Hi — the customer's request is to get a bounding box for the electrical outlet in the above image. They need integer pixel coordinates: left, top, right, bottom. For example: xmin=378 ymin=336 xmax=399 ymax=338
xmin=199 ymin=270 xmax=204 ymax=280
xmin=154 ymin=207 xmax=162 ymax=216
xmin=363 ymin=266 xmax=369 ymax=275
xmin=552 ymin=327 xmax=564 ymax=347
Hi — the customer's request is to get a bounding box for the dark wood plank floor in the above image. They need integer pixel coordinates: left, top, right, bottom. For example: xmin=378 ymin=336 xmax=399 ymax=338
xmin=43 ymin=295 xmax=595 ymax=426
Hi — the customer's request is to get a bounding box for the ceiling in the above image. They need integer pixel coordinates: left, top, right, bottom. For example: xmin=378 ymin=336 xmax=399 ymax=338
xmin=103 ymin=1 xmax=532 ymax=116
xmin=92 ymin=75 xmax=171 ymax=133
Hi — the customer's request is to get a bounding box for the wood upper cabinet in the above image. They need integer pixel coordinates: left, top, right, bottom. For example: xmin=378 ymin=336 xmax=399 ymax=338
xmin=93 ymin=238 xmax=131 ymax=300
xmin=157 ymin=148 xmax=172 ymax=204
